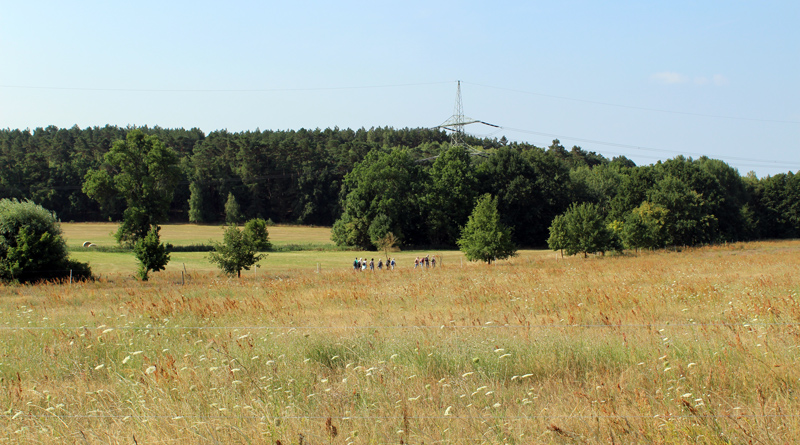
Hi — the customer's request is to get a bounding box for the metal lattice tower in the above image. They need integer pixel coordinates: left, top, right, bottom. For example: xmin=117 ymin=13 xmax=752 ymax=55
xmin=437 ymin=81 xmax=498 ymax=152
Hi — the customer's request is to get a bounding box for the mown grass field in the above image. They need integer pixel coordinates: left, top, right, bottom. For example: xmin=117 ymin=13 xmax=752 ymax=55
xmin=61 ymin=222 xmax=335 ymax=249
xmin=2 ymin=224 xmax=800 ymax=443
xmin=61 ymin=222 xmax=464 ymax=276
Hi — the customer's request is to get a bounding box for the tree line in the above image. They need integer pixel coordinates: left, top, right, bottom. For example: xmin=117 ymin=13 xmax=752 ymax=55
xmin=1 ymin=125 xmax=798 ymax=251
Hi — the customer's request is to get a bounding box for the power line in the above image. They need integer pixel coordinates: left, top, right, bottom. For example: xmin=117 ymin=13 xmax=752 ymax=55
xmin=499 ymin=126 xmax=800 ymax=168
xmin=465 ymin=81 xmax=800 ymax=125
xmin=0 ymin=81 xmax=452 ymax=94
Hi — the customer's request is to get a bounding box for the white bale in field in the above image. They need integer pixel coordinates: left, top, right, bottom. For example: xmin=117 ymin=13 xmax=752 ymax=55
xmin=82 ymin=241 xmax=92 ymax=247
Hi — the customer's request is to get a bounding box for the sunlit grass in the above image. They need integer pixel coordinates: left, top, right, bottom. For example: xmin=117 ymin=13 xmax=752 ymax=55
xmin=61 ymin=222 xmax=335 ymax=248
xmin=1 ymin=240 xmax=799 ymax=442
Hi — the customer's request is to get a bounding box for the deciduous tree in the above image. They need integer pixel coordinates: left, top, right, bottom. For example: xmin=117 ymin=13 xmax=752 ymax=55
xmin=83 ymin=130 xmax=180 ymax=246
xmin=208 ymin=224 xmax=266 ymax=278
xmin=548 ymin=202 xmax=618 ymax=257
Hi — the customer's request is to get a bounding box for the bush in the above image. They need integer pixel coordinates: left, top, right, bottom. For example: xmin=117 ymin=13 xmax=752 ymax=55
xmin=0 ymin=199 xmax=91 ymax=282
xmin=243 ymin=218 xmax=272 ymax=251
xmin=133 ymin=225 xmax=171 ymax=281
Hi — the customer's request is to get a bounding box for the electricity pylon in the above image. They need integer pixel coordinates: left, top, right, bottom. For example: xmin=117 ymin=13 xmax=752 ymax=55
xmin=437 ymin=80 xmax=499 ymax=154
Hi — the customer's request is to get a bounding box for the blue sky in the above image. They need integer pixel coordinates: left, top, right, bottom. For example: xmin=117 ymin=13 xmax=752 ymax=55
xmin=1 ymin=0 xmax=798 ymax=177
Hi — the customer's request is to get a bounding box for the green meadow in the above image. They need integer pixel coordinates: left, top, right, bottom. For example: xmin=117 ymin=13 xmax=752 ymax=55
xmin=62 ymin=222 xmax=474 ymax=275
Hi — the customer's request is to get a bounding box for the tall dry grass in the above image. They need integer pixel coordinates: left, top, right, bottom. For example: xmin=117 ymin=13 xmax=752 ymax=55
xmin=1 ymin=241 xmax=799 ymax=443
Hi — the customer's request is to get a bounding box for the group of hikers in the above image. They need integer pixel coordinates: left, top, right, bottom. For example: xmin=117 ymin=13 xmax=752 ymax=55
xmin=352 ymin=254 xmax=437 ymax=272
xmin=413 ymin=255 xmax=436 ymax=268
xmin=353 ymin=257 xmax=395 ymax=271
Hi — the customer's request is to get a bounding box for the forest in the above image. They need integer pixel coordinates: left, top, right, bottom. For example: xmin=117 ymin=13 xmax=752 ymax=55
xmin=1 ymin=125 xmax=798 ymax=249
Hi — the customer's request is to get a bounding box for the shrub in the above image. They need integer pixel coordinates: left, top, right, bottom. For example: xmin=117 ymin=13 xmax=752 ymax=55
xmin=243 ymin=218 xmax=272 ymax=251
xmin=133 ymin=225 xmax=172 ymax=281
xmin=0 ymin=199 xmax=91 ymax=282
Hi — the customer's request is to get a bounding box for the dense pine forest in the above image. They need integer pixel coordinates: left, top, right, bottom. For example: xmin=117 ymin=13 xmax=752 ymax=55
xmin=1 ymin=125 xmax=798 ymax=248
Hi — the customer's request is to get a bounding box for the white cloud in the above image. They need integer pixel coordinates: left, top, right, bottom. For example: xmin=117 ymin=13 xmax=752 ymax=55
xmin=650 ymin=72 xmax=729 ymax=87
xmin=651 ymin=72 xmax=689 ymax=84
xmin=712 ymin=74 xmax=729 ymax=86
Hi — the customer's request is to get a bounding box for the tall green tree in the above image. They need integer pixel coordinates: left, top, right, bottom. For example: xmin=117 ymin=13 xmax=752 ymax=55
xmin=422 ymin=144 xmax=477 ymax=246
xmin=752 ymin=172 xmax=800 ymax=238
xmin=332 ymin=148 xmax=424 ymax=249
xmin=83 ymin=130 xmax=181 ymax=246
xmin=646 ymin=175 xmax=717 ymax=246
xmin=457 ymin=194 xmax=516 ymax=264
xmin=477 ymin=145 xmax=572 ymax=246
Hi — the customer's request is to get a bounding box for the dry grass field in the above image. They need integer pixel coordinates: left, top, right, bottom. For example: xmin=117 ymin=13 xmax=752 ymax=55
xmin=60 ymin=222 xmax=334 ymax=249
xmin=1 ymin=236 xmax=800 ymax=443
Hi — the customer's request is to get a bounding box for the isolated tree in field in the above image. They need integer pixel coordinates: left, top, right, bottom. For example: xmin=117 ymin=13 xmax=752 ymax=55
xmin=208 ymin=224 xmax=265 ymax=278
xmin=457 ymin=194 xmax=516 ymax=264
xmin=133 ymin=225 xmax=171 ymax=281
xmin=0 ymin=199 xmax=91 ymax=282
xmin=548 ymin=202 xmax=618 ymax=257
xmin=83 ymin=130 xmax=181 ymax=246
